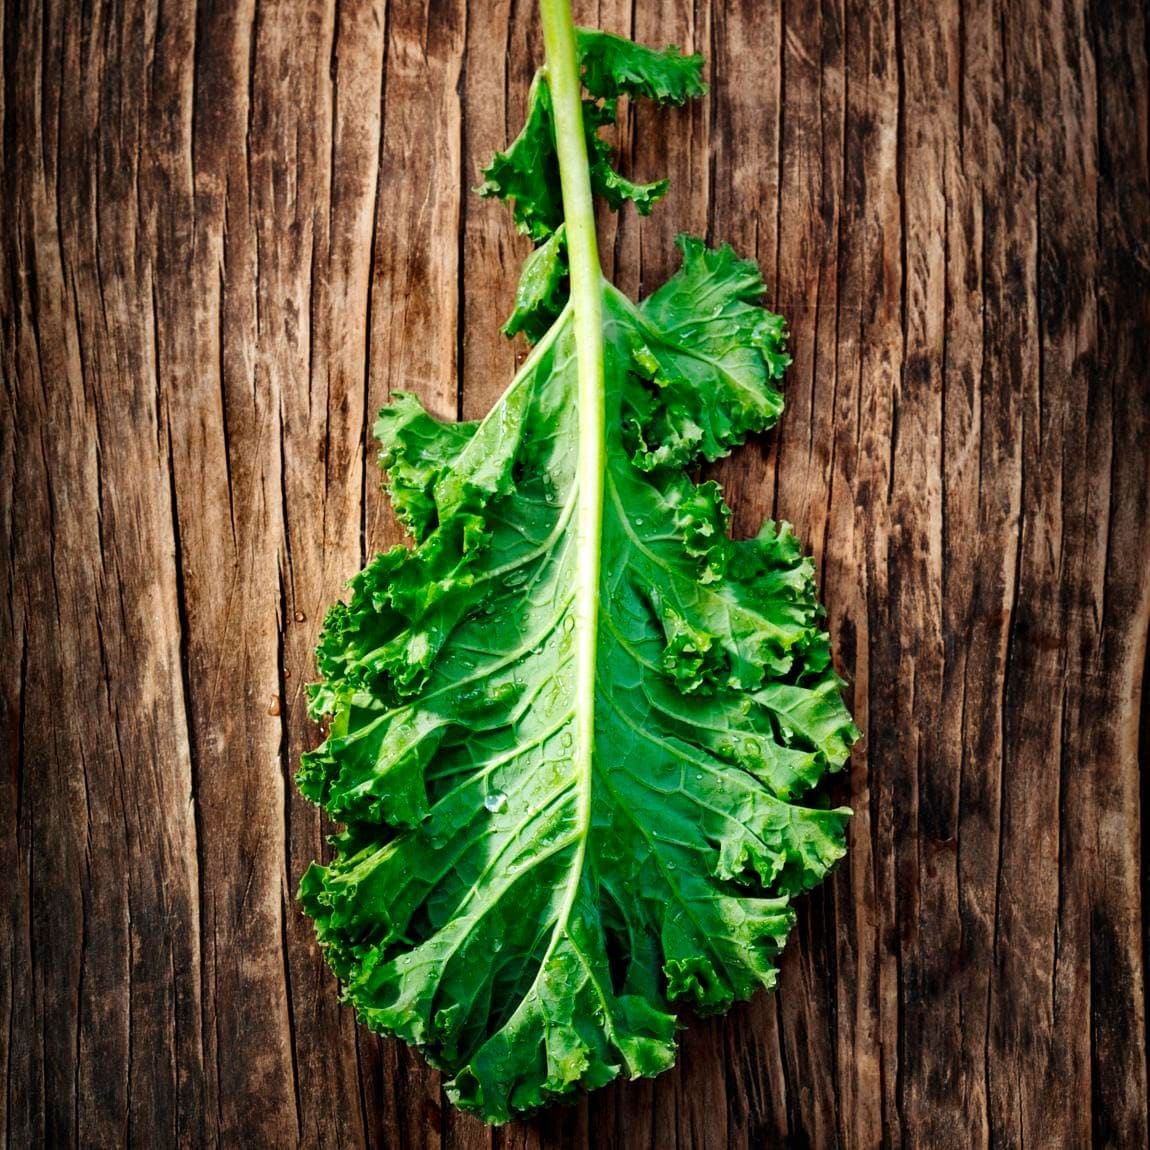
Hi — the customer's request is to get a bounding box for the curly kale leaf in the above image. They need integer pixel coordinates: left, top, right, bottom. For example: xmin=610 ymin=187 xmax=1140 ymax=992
xmin=299 ymin=238 xmax=857 ymax=1122
xmin=299 ymin=10 xmax=858 ymax=1125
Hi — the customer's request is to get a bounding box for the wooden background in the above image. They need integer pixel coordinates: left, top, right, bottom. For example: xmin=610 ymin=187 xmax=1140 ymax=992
xmin=3 ymin=0 xmax=1148 ymax=1145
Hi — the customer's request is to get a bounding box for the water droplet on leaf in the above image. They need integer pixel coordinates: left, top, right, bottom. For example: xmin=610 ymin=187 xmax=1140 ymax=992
xmin=484 ymin=791 xmax=508 ymax=814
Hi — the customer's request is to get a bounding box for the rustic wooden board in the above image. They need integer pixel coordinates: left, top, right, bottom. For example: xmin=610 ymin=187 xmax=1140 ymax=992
xmin=3 ymin=0 xmax=1148 ymax=1145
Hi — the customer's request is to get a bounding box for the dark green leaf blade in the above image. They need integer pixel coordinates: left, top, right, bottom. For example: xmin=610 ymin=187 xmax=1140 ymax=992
xmin=575 ymin=27 xmax=707 ymax=105
xmin=299 ymin=240 xmax=858 ymax=1124
xmin=477 ymin=72 xmax=564 ymax=241
xmin=622 ymin=235 xmax=790 ymax=470
xmin=502 ymin=224 xmax=569 ymax=342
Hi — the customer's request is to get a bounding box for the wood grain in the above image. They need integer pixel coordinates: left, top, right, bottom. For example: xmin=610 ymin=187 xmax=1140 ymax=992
xmin=3 ymin=0 xmax=1148 ymax=1145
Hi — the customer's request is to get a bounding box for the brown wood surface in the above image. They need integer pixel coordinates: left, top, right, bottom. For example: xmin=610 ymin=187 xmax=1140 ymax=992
xmin=3 ymin=0 xmax=1149 ymax=1146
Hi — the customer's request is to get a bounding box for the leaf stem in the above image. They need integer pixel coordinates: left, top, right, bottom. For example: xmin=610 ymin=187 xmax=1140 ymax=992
xmin=538 ymin=0 xmax=602 ymax=852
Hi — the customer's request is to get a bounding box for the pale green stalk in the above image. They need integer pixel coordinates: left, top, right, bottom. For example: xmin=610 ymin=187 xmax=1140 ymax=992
xmin=538 ymin=0 xmax=602 ymax=915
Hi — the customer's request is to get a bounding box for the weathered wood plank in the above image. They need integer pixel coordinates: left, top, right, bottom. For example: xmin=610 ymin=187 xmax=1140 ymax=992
xmin=278 ymin=1 xmax=386 ymax=1145
xmin=1 ymin=0 xmax=1147 ymax=1146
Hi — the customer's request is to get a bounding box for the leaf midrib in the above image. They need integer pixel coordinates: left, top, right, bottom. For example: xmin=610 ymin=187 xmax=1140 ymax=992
xmin=528 ymin=0 xmax=603 ymax=983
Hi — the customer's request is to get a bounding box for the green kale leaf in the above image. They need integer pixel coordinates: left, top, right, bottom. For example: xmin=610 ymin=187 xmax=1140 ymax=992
xmin=299 ymin=6 xmax=858 ymax=1125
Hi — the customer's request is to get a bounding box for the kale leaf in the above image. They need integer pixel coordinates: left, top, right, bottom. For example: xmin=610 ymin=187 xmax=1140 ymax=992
xmin=299 ymin=5 xmax=858 ymax=1125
